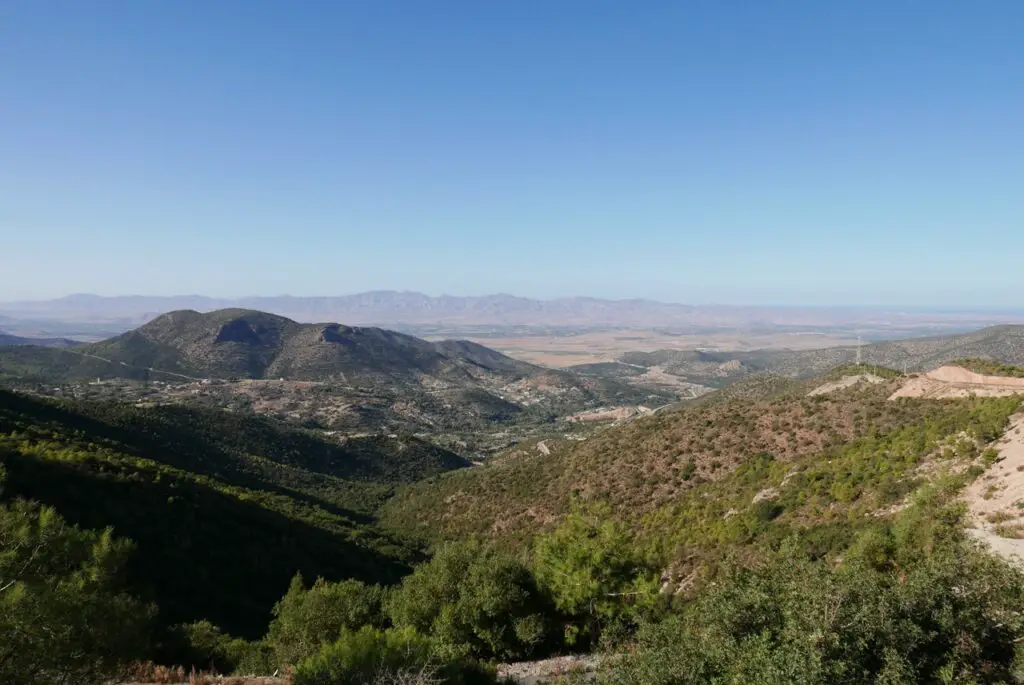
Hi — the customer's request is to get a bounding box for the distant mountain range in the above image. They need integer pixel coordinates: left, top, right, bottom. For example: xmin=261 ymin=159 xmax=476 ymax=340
xmin=0 ymin=331 xmax=78 ymax=347
xmin=2 ymin=292 xmax=1022 ymax=330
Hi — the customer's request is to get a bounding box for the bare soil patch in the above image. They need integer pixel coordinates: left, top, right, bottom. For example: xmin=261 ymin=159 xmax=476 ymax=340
xmin=891 ymin=366 xmax=1024 ymax=400
xmin=498 ymin=654 xmax=603 ymax=684
xmin=965 ymin=412 xmax=1024 ymax=567
xmin=807 ymin=373 xmax=886 ymax=397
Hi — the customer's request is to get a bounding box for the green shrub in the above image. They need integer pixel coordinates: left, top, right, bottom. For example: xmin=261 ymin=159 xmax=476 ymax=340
xmin=268 ymin=574 xmax=387 ymax=667
xmin=388 ymin=540 xmax=552 ymax=660
xmin=293 ymin=626 xmax=430 ymax=685
xmin=751 ymin=500 xmax=783 ymax=523
xmin=533 ymin=503 xmax=659 ymax=647
xmin=292 ymin=626 xmax=495 ymax=685
xmin=0 ymin=491 xmax=153 ymax=685
xmin=680 ymin=459 xmax=697 ymax=481
xmin=170 ymin=620 xmax=239 ymax=672
xmin=604 ymin=504 xmax=1024 ymax=685
xmin=232 ymin=639 xmax=277 ymax=675
xmin=163 ymin=620 xmax=273 ymax=675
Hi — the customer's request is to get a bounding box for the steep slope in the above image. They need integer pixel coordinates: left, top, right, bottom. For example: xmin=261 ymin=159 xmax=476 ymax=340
xmin=382 ymin=372 xmax=1023 ymax=557
xmin=86 ymin=308 xmax=299 ymax=379
xmin=0 ymin=388 xmax=468 ymax=637
xmin=0 ymin=308 xmax=637 ymax=387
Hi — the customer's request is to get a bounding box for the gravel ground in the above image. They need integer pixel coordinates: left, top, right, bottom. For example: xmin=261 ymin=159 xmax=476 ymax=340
xmin=497 ymin=655 xmax=604 ymax=684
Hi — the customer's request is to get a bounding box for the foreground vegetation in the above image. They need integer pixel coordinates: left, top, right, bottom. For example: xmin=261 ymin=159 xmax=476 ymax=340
xmin=8 ymin=465 xmax=1024 ymax=685
xmin=608 ymin=494 xmax=1024 ymax=684
xmin=4 ymin=361 xmax=1024 ymax=683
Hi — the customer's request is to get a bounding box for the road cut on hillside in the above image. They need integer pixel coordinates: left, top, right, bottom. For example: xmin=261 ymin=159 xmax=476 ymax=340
xmin=965 ymin=412 xmax=1024 ymax=569
xmin=890 ymin=366 xmax=1024 ymax=399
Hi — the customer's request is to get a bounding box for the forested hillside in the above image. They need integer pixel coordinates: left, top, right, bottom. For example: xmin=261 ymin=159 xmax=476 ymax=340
xmin=0 ymin=389 xmax=466 ymax=637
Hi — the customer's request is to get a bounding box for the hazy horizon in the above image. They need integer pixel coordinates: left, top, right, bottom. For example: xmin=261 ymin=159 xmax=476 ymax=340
xmin=3 ymin=290 xmax=1024 ymax=315
xmin=4 ymin=3 xmax=1023 ymax=306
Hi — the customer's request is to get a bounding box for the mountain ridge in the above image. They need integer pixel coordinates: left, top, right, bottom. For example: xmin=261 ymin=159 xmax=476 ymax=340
xmin=0 ymin=331 xmax=79 ymax=347
xmin=5 ymin=308 xmax=541 ymax=383
xmin=4 ymin=291 xmax=1023 ymax=328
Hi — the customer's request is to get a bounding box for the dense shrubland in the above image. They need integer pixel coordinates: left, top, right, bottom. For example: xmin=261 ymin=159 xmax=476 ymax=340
xmin=952 ymin=357 xmax=1024 ymax=378
xmin=131 ymin=490 xmax=1024 ymax=685
xmin=605 ymin=490 xmax=1024 ymax=684
xmin=4 ymin=372 xmax=1024 ymax=683
xmin=383 ymin=383 xmax=1019 ymax=542
xmin=168 ymin=508 xmax=658 ymax=678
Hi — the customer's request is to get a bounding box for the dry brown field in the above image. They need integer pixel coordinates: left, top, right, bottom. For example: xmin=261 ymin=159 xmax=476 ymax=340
xmin=459 ymin=328 xmax=856 ymax=368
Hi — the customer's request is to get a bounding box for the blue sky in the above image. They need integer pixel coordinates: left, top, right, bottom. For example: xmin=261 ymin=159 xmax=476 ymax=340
xmin=2 ymin=1 xmax=1022 ymax=305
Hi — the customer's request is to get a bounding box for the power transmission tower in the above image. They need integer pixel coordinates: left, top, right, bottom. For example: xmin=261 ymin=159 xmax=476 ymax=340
xmin=856 ymin=335 xmax=862 ymax=366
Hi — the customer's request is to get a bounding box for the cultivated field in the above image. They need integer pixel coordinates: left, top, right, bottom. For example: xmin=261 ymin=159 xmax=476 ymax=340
xmin=445 ymin=328 xmax=857 ymax=368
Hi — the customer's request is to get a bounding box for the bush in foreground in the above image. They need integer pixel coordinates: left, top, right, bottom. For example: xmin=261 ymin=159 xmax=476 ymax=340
xmin=0 ymin=466 xmax=153 ymax=685
xmin=604 ymin=506 xmax=1024 ymax=684
xmin=268 ymin=574 xmax=387 ymax=667
xmin=533 ymin=503 xmax=660 ymax=647
xmin=292 ymin=626 xmax=495 ymax=685
xmin=388 ymin=540 xmax=552 ymax=661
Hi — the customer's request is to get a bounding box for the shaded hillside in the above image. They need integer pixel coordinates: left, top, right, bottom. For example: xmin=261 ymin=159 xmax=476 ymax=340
xmin=382 ymin=373 xmax=1022 ymax=550
xmin=0 ymin=331 xmax=78 ymax=347
xmin=0 ymin=389 xmax=467 ymax=637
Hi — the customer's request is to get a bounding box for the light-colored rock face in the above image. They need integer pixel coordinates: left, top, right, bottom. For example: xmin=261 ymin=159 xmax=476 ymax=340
xmin=927 ymin=366 xmax=1024 ymax=387
xmin=966 ymin=414 xmax=1024 ymax=522
xmin=807 ymin=373 xmax=886 ymax=397
xmin=965 ymin=413 xmax=1024 ymax=568
xmin=890 ymin=366 xmax=1024 ymax=399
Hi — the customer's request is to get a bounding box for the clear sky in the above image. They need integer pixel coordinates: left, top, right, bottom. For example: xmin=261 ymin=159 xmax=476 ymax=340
xmin=2 ymin=1 xmax=1022 ymax=306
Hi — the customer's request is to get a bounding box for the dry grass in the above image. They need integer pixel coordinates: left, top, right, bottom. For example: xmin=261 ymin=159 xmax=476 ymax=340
xmin=126 ymin=663 xmax=189 ymax=684
xmin=986 ymin=510 xmax=1017 ymax=524
xmin=983 ymin=484 xmax=1004 ymax=500
xmin=124 ymin=662 xmax=287 ymax=685
xmin=994 ymin=523 xmax=1024 ymax=539
xmin=372 ymin=664 xmax=443 ymax=685
xmin=462 ymin=329 xmax=855 ymax=368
